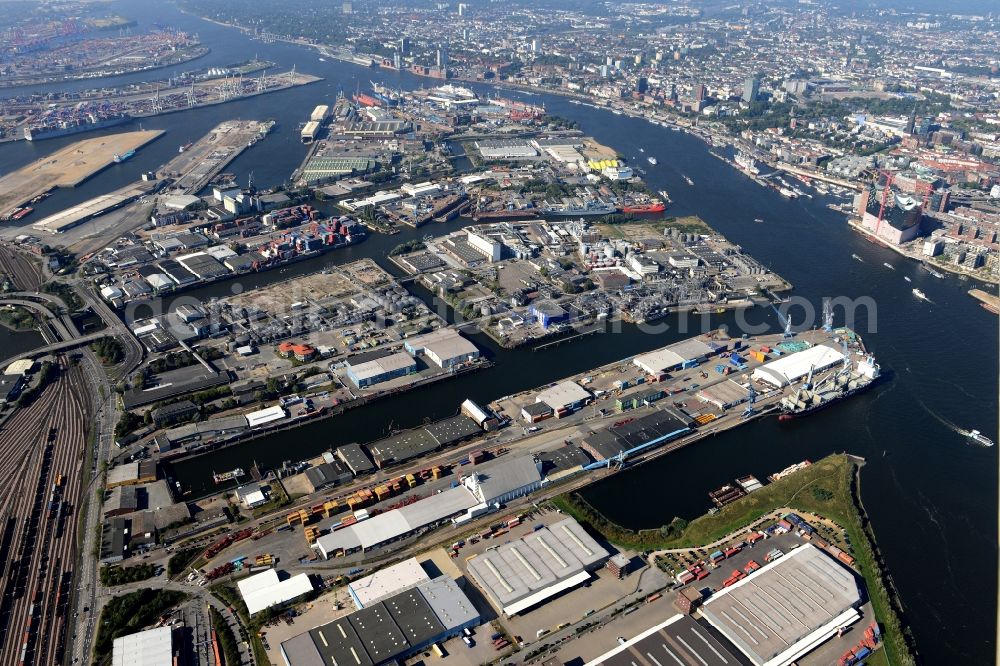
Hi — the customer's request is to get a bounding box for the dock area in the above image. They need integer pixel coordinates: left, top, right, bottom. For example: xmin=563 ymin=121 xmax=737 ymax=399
xmin=969 ymin=288 xmax=999 ymax=314
xmin=0 ymin=129 xmax=164 ymax=218
xmin=31 ymin=181 xmax=161 ymax=234
xmin=158 ymin=119 xmax=273 ymax=193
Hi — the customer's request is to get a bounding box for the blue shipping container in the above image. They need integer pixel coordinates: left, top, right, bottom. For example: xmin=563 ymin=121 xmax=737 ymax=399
xmin=855 ymin=647 xmax=871 ymax=659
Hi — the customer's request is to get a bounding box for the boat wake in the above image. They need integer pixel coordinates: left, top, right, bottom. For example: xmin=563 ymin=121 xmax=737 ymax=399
xmin=917 ymin=399 xmax=982 ymax=443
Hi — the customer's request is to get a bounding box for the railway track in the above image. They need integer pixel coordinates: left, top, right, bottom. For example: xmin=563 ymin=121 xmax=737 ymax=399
xmin=0 ymin=358 xmax=90 ymax=666
xmin=0 ymin=245 xmax=44 ymax=292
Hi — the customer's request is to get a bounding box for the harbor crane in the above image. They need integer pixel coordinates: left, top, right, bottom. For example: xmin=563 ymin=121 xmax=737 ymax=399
xmin=742 ymin=384 xmax=757 ymax=418
xmin=822 ymin=300 xmax=833 ymax=332
xmin=772 ymin=304 xmax=793 ymax=338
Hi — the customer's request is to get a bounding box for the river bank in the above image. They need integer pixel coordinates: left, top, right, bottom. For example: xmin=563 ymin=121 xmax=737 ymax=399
xmin=554 ymin=453 xmax=917 ymax=666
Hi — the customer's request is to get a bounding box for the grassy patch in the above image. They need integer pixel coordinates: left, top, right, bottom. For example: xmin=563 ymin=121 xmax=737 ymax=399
xmin=555 ymin=454 xmax=916 ymax=665
xmin=92 ymin=588 xmax=186 ymax=663
xmin=168 ymin=546 xmax=202 ymax=576
xmin=99 ymin=563 xmax=155 ymax=586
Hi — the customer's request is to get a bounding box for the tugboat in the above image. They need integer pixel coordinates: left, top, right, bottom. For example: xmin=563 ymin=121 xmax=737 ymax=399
xmin=213 ymin=467 xmax=245 ymax=484
xmin=113 ymin=149 xmax=135 ymax=163
xmin=912 ymin=288 xmax=928 ymax=300
xmin=967 ymin=430 xmax=995 ymax=447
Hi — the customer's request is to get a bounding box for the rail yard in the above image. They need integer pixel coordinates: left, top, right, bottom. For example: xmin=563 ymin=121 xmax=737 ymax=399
xmin=0 ymin=359 xmax=91 ymax=666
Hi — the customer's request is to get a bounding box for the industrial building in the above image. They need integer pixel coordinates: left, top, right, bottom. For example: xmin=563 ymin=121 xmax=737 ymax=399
xmin=112 ymin=626 xmax=175 ymax=666
xmin=315 ymin=486 xmax=478 ymax=557
xmin=466 ymin=517 xmax=609 ymax=616
xmin=403 ymin=329 xmax=480 ymax=368
xmin=585 ymin=614 xmax=738 ymax=666
xmin=245 ymin=404 xmax=288 ymax=429
xmin=336 ymin=442 xmax=376 ymax=475
xmin=580 ymin=410 xmax=690 ymax=463
xmin=346 ymin=350 xmax=417 ymax=388
xmin=462 ymin=454 xmax=542 ymax=505
xmin=106 ymin=460 xmax=157 ymax=488
xmin=536 ymin=380 xmax=592 ymax=415
xmin=700 ymin=544 xmax=862 ymax=666
xmin=474 ymin=139 xmax=538 ymax=159
xmin=632 ymin=338 xmax=716 ymax=375
xmin=315 ymin=456 xmax=542 ymax=558
xmin=279 ymin=576 xmax=479 ymax=666
xmin=752 ymin=344 xmax=845 ymax=388
xmin=348 ymin=558 xmax=429 ymax=608
xmin=237 ymin=569 xmax=316 ymax=616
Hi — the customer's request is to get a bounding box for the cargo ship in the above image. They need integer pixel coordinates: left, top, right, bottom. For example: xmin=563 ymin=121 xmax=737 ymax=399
xmin=779 ymin=353 xmax=881 ymax=420
xmin=113 ymin=149 xmax=136 ymax=163
xmin=23 ymin=113 xmax=130 ymax=141
xmin=213 ymin=467 xmax=245 ymax=484
xmin=542 ymin=199 xmax=617 ymax=217
xmin=622 ymin=201 xmax=666 ymax=214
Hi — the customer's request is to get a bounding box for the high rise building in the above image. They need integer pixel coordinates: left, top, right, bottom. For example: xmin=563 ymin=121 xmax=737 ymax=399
xmin=694 ymin=83 xmax=706 ymax=101
xmin=458 ymin=3 xmax=467 ymax=15
xmin=437 ymin=47 xmax=448 ymax=68
xmin=742 ymin=76 xmax=760 ymax=103
xmin=399 ymin=37 xmax=411 ymax=55
xmin=531 ymin=38 xmax=540 ymax=53
xmin=637 ymin=77 xmax=648 ymax=94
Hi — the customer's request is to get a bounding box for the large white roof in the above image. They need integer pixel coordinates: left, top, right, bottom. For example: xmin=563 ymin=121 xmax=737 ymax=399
xmin=349 ymin=558 xmax=430 ymax=608
xmin=112 ymin=626 xmax=173 ymax=666
xmin=316 ymin=486 xmax=478 ymax=555
xmin=752 ymin=344 xmax=845 ymax=387
xmin=245 ymin=405 xmax=287 ymax=428
xmin=237 ymin=569 xmax=315 ymax=616
xmin=633 ymin=338 xmax=715 ymax=374
xmin=466 ymin=517 xmax=608 ymax=616
xmin=536 ymin=380 xmax=591 ymax=411
xmin=700 ymin=544 xmax=861 ymax=666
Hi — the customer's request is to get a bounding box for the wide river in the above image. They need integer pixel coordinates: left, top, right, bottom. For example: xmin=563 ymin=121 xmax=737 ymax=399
xmin=0 ymin=1 xmax=996 ymax=661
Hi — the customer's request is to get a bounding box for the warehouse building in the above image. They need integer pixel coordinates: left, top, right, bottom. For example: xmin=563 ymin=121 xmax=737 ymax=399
xmin=113 ymin=626 xmax=175 ymax=666
xmin=279 ymin=576 xmax=479 ymax=666
xmin=585 ymin=614 xmax=738 ymax=666
xmin=336 ymin=442 xmax=376 ymax=475
xmin=425 ymin=415 xmax=482 ymax=446
xmin=348 ymin=558 xmax=429 ymax=608
xmin=580 ymin=411 xmax=690 ymax=462
xmin=463 ymin=455 xmax=542 ymax=505
xmin=697 ymin=379 xmax=751 ymax=409
xmin=700 ymin=544 xmax=862 ymax=666
xmin=368 ymin=428 xmax=439 ymax=468
xmin=751 ymin=344 xmax=845 ymax=388
xmin=245 ymin=405 xmax=288 ymax=429
xmin=314 ymin=486 xmax=478 ymax=557
xmin=346 ymin=350 xmax=417 ymax=388
xmin=467 ymin=517 xmax=609 ymax=616
xmin=106 ymin=460 xmax=157 ymax=489
xmin=536 ymin=380 xmax=592 ymax=416
xmin=403 ymin=329 xmax=480 ymax=368
xmin=632 ymin=338 xmax=716 ymax=375
xmin=238 ymin=569 xmax=315 ymax=616
xmin=474 ymin=139 xmax=538 ymax=159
